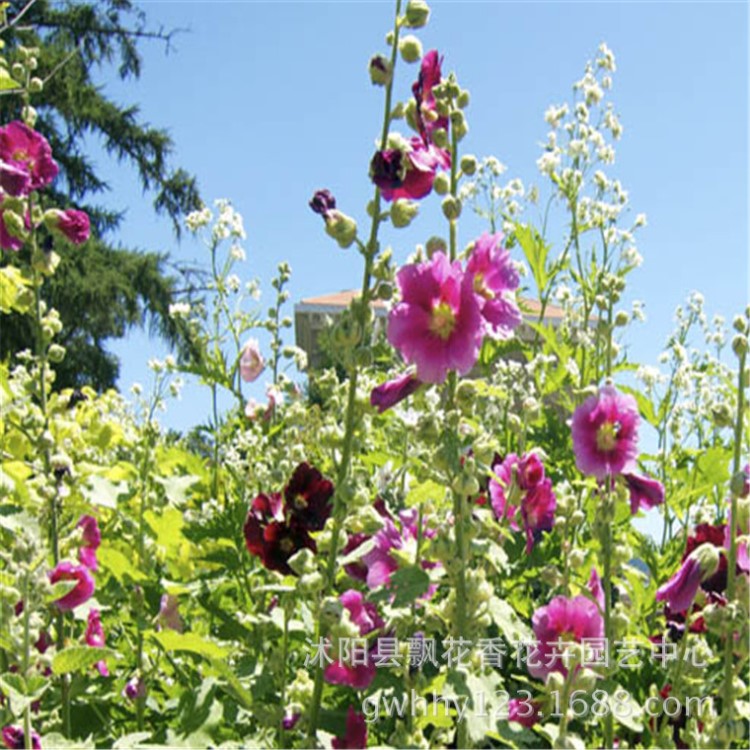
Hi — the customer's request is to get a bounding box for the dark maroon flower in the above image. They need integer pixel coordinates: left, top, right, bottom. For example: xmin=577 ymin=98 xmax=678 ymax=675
xmin=370 ymin=148 xmax=404 ymax=191
xmin=332 ymin=706 xmax=367 ymax=750
xmin=309 ymin=189 xmax=336 ymax=219
xmin=34 ymin=630 xmax=52 ymax=655
xmin=284 ymin=462 xmax=334 ymax=532
xmin=370 ymin=372 xmax=421 ymax=413
xmin=412 ymin=49 xmax=448 ymax=143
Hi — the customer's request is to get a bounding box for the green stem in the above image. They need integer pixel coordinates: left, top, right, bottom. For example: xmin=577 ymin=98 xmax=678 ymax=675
xmin=721 ymin=347 xmax=747 ymax=729
xmin=22 ymin=573 xmax=32 ymax=750
xmin=602 ymin=481 xmax=614 ymax=750
xmin=278 ymin=602 xmax=290 ymax=749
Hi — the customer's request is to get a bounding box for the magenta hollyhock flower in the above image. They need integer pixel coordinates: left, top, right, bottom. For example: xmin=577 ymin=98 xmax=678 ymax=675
xmin=490 ymin=453 xmax=556 ymax=552
xmin=622 ymin=470 xmax=665 ymax=514
xmin=571 ymin=385 xmax=640 ymax=480
xmin=332 ymin=706 xmax=368 ymax=750
xmin=685 ymin=523 xmax=728 ymax=594
xmin=655 ymin=557 xmax=704 ymax=614
xmin=325 ymin=590 xmax=383 ymax=690
xmin=1 ymin=726 xmax=41 ymax=750
xmin=507 ymin=697 xmax=542 ymax=728
xmin=342 ymin=532 xmax=370 ymax=581
xmin=243 ymin=492 xmax=316 ymax=577
xmin=0 ymin=160 xmax=31 ymax=196
xmin=48 ymin=208 xmax=90 ymax=245
xmin=588 ymin=567 xmax=605 ymax=612
xmin=388 ymin=251 xmax=483 ymax=383
xmin=282 ymin=712 xmax=301 ymax=730
xmin=122 ymin=677 xmax=146 ymax=701
xmin=466 ymin=233 xmax=522 ymax=339
xmin=284 ymin=462 xmax=334 ymax=532
xmin=370 ymin=372 xmax=422 ymax=413
xmin=49 ymin=561 xmax=95 ymax=611
xmin=528 ymin=595 xmax=604 ymax=679
xmin=371 ymin=137 xmax=450 ymax=202
xmin=77 ymin=514 xmax=101 ymax=571
xmin=239 ymin=338 xmax=264 ymax=382
xmin=158 ymin=594 xmax=183 ymax=633
xmin=0 ymin=121 xmax=58 ymax=191
xmin=412 ymin=50 xmax=449 ymax=143
xmin=84 ymin=609 xmax=109 ymax=677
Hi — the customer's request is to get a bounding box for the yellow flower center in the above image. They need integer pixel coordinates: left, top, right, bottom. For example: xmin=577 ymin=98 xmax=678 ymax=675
xmin=596 ymin=421 xmax=619 ymax=452
xmin=12 ymin=149 xmax=30 ymax=165
xmin=292 ymin=494 xmax=307 ymax=510
xmin=473 ymin=272 xmax=495 ymax=300
xmin=429 ymin=301 xmax=456 ymax=340
xmin=280 ymin=537 xmax=295 ymax=553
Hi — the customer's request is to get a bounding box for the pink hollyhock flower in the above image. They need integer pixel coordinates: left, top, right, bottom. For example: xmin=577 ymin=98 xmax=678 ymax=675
xmin=656 ymin=543 xmax=721 ymax=614
xmin=332 ymin=706 xmax=367 ymax=750
xmin=284 ymin=462 xmax=334 ymax=532
xmin=239 ymin=338 xmax=264 ymax=382
xmin=84 ymin=609 xmax=109 ymax=677
xmin=528 ymin=595 xmax=604 ymax=679
xmin=466 ymin=232 xmax=522 ymax=339
xmin=122 ymin=677 xmax=146 ymax=701
xmin=388 ymin=251 xmax=483 ymax=383
xmin=282 ymin=712 xmax=301 ymax=730
xmin=325 ymin=590 xmax=383 ymax=690
xmin=77 ymin=515 xmax=101 ymax=571
xmin=49 ymin=561 xmax=95 ymax=611
xmin=412 ymin=50 xmax=449 ymax=143
xmin=588 ymin=567 xmax=605 ymax=612
xmin=508 ymin=697 xmax=542 ymax=728
xmin=371 ymin=137 xmax=450 ymax=202
xmin=1 ymin=726 xmax=41 ymax=750
xmin=489 ymin=453 xmax=556 ymax=552
xmin=0 ymin=160 xmax=31 ymax=196
xmin=571 ymin=385 xmax=640 ymax=480
xmin=0 ymin=121 xmax=58 ymax=191
xmin=158 ymin=594 xmax=183 ymax=633
xmin=370 ymin=371 xmax=422 ymax=413
xmin=46 ymin=208 xmax=90 ymax=244
xmin=622 ymin=470 xmax=665 ymax=514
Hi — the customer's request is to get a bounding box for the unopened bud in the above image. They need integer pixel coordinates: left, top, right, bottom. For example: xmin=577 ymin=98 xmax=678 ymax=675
xmin=615 ymin=310 xmax=629 ymax=327
xmin=369 ymin=54 xmax=392 ymax=86
xmin=457 ymin=90 xmax=470 ymax=109
xmin=433 ymin=172 xmax=450 ymax=195
xmin=404 ymin=0 xmax=430 ymax=28
xmin=425 ymin=236 xmax=447 ymax=256
xmin=3 ymin=209 xmax=26 ymax=239
xmin=325 ymin=211 xmax=358 ymax=249
xmin=391 ymin=199 xmax=419 ymax=228
xmin=733 ymin=315 xmax=747 ymax=334
xmin=441 ymin=195 xmax=462 ymax=221
xmin=399 ymin=35 xmax=423 ymax=64
xmin=376 ymin=282 xmax=393 ymax=301
xmin=732 ymin=334 xmax=748 ymax=358
xmin=460 ymin=154 xmax=477 ymax=176
xmin=432 ymin=127 xmax=449 ymax=149
xmin=730 ymin=466 xmax=750 ymax=499
xmin=29 ymin=77 xmax=43 ymax=93
xmin=11 ymin=63 xmax=24 ymax=79
xmin=47 ymin=344 xmax=66 ymax=363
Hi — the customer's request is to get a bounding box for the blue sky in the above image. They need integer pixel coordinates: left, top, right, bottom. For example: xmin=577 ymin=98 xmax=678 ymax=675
xmin=94 ymin=0 xmax=748 ymax=433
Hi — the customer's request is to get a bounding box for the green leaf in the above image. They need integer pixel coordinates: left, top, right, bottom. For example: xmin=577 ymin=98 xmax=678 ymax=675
xmin=388 ymin=565 xmax=430 ymax=608
xmin=82 ymin=474 xmax=129 ymax=509
xmin=0 ymin=67 xmax=18 ymax=91
xmin=514 ymin=222 xmax=550 ymax=293
xmin=98 ymin=546 xmax=146 ymax=583
xmin=696 ymin=446 xmax=730 ymax=488
xmin=154 ymin=474 xmax=200 ymax=506
xmin=52 ymin=646 xmax=119 ymax=675
xmin=150 ymin=629 xmax=228 ymax=660
xmin=611 ymin=687 xmax=644 ymax=732
xmin=488 ymin=597 xmax=532 ymax=642
xmin=405 ymin=479 xmax=445 ymax=508
xmin=144 ymin=507 xmax=185 ymax=552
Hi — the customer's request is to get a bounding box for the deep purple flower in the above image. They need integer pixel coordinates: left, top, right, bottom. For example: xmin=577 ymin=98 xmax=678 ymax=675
xmin=388 ymin=251 xmax=483 ymax=383
xmin=309 ymin=189 xmax=336 ymax=219
xmin=370 ymin=372 xmax=422 ymax=413
xmin=284 ymin=462 xmax=334 ymax=532
xmin=466 ymin=232 xmax=521 ymax=339
xmin=571 ymin=385 xmax=640 ymax=480
xmin=49 ymin=561 xmax=95 ymax=611
xmin=0 ymin=121 xmax=58 ymax=191
xmin=371 ymin=137 xmax=449 ymax=202
xmin=282 ymin=712 xmax=301 ymax=730
xmin=84 ymin=609 xmax=109 ymax=677
xmin=528 ymin=595 xmax=604 ymax=679
xmin=332 ymin=706 xmax=367 ymax=749
xmin=623 ymin=470 xmax=665 ymax=514
xmin=412 ymin=50 xmax=448 ymax=143
xmin=1 ymin=726 xmax=41 ymax=750
xmin=122 ymin=677 xmax=146 ymax=701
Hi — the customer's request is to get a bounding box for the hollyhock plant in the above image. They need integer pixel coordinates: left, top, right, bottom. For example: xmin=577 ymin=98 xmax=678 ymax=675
xmin=370 ymin=136 xmax=450 ymax=202
xmin=507 ymin=697 xmax=542 ymax=728
xmin=122 ymin=677 xmax=146 ymax=701
xmin=0 ymin=200 xmax=28 ymax=251
xmin=489 ymin=452 xmax=556 ymax=552
xmin=45 ymin=208 xmax=90 ymax=245
xmin=77 ymin=514 xmax=101 ymax=571
xmin=0 ymin=121 xmax=59 ymax=191
xmin=412 ymin=49 xmax=449 ymax=142
xmin=158 ymin=594 xmax=184 ymax=632
xmin=325 ymin=590 xmax=383 ymax=690
xmin=656 ymin=543 xmax=720 ymax=614
xmin=84 ymin=609 xmax=109 ymax=677
xmin=0 ymin=160 xmax=31 ymax=196
xmin=239 ymin=338 xmax=264 ymax=382
xmin=528 ymin=594 xmax=604 ymax=679
xmin=623 ymin=470 xmax=665 ymax=514
xmin=571 ymin=384 xmax=640 ymax=480
xmin=332 ymin=706 xmax=367 ymax=750
xmin=284 ymin=462 xmax=334 ymax=532
xmin=466 ymin=232 xmax=522 ymax=339
xmin=1 ymin=726 xmax=41 ymax=750
xmin=370 ymin=371 xmax=422 ymax=413
xmin=49 ymin=561 xmax=95 ymax=611
xmin=387 ymin=251 xmax=483 ymax=383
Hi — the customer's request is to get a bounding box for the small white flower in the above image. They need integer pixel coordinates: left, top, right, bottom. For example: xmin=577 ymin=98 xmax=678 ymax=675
xmin=226 ymin=274 xmax=241 ymax=293
xmin=230 ymin=243 xmax=246 ymax=261
xmin=168 ymin=302 xmax=191 ymax=318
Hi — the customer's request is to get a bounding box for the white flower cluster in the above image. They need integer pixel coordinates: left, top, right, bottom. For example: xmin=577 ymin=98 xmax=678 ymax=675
xmin=185 ymin=206 xmax=212 ymax=233
xmin=212 ymin=198 xmax=246 ymax=243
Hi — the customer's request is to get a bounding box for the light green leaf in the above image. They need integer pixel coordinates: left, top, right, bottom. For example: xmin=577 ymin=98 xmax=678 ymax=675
xmin=82 ymin=474 xmax=129 ymax=509
xmin=150 ymin=629 xmax=228 ymax=660
xmin=405 ymin=479 xmax=445 ymax=508
xmin=98 ymin=546 xmax=146 ymax=583
xmin=52 ymin=646 xmax=119 ymax=675
xmin=154 ymin=474 xmax=200 ymax=506
xmin=488 ymin=597 xmax=532 ymax=642
xmin=388 ymin=565 xmax=430 ymax=608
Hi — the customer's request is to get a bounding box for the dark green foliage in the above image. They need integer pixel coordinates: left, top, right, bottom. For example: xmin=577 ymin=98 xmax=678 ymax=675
xmin=0 ymin=0 xmax=202 ymax=388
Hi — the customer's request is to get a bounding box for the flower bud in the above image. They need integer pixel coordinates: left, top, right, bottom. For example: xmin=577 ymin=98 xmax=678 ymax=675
xmin=730 ymin=466 xmax=750 ymax=498
xmin=614 ymin=310 xmax=629 ymax=327
xmin=391 ymin=199 xmax=419 ymax=228
xmin=369 ymin=54 xmax=392 ymax=86
xmin=399 ymin=35 xmax=423 ymax=63
xmin=47 ymin=343 xmax=66 ymax=363
xmin=433 ymin=172 xmax=450 ymax=195
xmin=441 ymin=196 xmax=462 ymax=221
xmin=320 ymin=597 xmax=343 ymax=626
xmin=29 ymin=77 xmax=43 ymax=93
xmin=3 ymin=209 xmax=26 ymax=239
xmin=325 ymin=210 xmax=358 ymax=249
xmin=733 ymin=314 xmax=748 ymax=333
xmin=288 ymin=548 xmax=316 ymax=577
xmin=460 ymin=154 xmax=477 ymax=176
xmin=450 ymin=111 xmax=468 ymax=140
xmin=432 ymin=127 xmax=449 ymax=149
xmin=11 ymin=62 xmax=24 ymax=79
xmin=425 ymin=236 xmax=447 ymax=256
xmin=546 ymin=671 xmax=565 ymax=692
xmin=404 ymin=0 xmax=430 ymax=28
xmin=457 ymin=90 xmax=471 ymax=109
xmin=711 ymin=402 xmax=733 ymax=428
xmin=732 ymin=334 xmax=748 ymax=358
xmin=22 ymin=105 xmax=37 ymax=127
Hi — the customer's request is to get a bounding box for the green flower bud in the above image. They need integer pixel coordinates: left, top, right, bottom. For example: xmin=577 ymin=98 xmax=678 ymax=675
xmin=404 ymin=98 xmax=418 ymax=132
xmin=691 ymin=542 xmax=721 ymax=579
xmin=11 ymin=62 xmax=24 ymax=79
xmin=29 ymin=77 xmax=43 ymax=93
xmin=432 ymin=127 xmax=449 ymax=149
xmin=47 ymin=343 xmax=66 ymax=363
xmin=369 ymin=54 xmax=392 ymax=86
xmin=457 ymin=90 xmax=470 ymax=109
xmin=615 ymin=310 xmax=630 ymax=327
xmin=711 ymin=402 xmax=733 ymax=428
xmin=733 ymin=314 xmax=748 ymax=334
xmin=730 ymin=468 xmax=749 ymax=498
xmin=404 ymin=0 xmax=430 ymax=28
xmin=298 ymin=571 xmax=324 ymax=594
xmin=3 ymin=209 xmax=26 ymax=239
xmin=325 ymin=210 xmax=358 ymax=249
xmin=441 ymin=195 xmax=462 ymax=221
xmin=732 ymin=333 xmax=748 ymax=358
xmin=546 ymin=671 xmax=565 ymax=693
xmin=390 ymin=101 xmax=405 ymax=119
xmin=425 ymin=236 xmax=447 ymax=256
xmin=459 ymin=154 xmax=477 ymax=176
xmin=391 ymin=199 xmax=419 ymax=228
xmin=22 ymin=105 xmax=37 ymax=127
xmin=569 ymin=548 xmax=586 ymax=567
xmin=450 ymin=111 xmax=468 ymax=140
xmin=433 ymin=172 xmax=450 ymax=195
xmin=320 ymin=597 xmax=343 ymax=627
xmin=353 ymin=347 xmax=373 ymax=368
xmin=399 ymin=35 xmax=423 ymax=63
xmin=288 ymin=548 xmax=316 ymax=576
xmin=376 ymin=282 xmax=393 ymax=301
